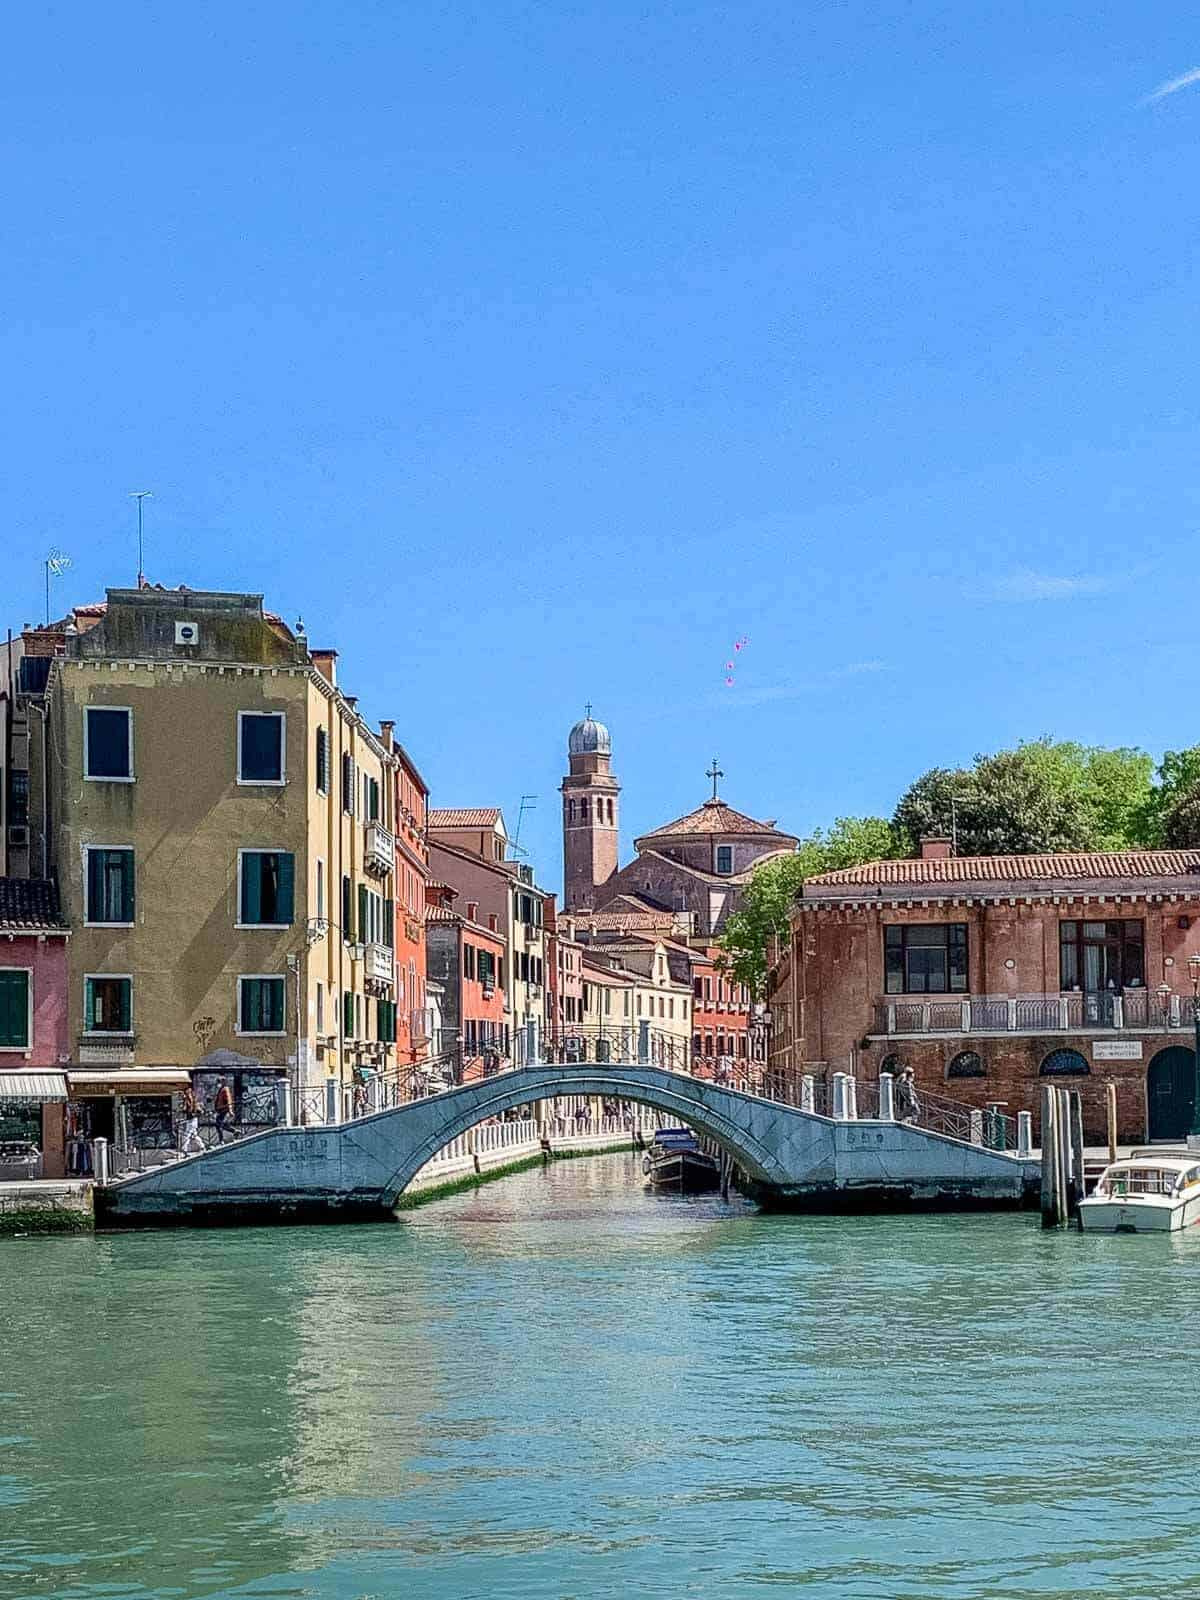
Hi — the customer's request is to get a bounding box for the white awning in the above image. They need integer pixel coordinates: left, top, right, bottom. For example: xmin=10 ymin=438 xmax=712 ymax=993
xmin=0 ymin=1072 xmax=69 ymax=1103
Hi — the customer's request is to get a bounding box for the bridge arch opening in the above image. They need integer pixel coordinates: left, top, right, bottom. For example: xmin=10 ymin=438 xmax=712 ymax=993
xmin=377 ymin=1067 xmax=792 ymax=1203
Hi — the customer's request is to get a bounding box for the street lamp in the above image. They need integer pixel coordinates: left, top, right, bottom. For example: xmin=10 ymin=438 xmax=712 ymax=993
xmin=1189 ymin=954 xmax=1200 ymax=1141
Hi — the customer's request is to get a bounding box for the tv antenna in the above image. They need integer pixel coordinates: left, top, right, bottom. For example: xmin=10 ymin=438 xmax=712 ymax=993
xmin=130 ymin=491 xmax=153 ymax=586
xmin=513 ymin=794 xmax=538 ymax=853
xmin=44 ymin=549 xmax=72 ymax=624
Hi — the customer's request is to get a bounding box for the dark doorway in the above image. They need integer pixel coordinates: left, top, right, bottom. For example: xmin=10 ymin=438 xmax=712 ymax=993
xmin=1147 ymin=1046 xmax=1196 ymax=1142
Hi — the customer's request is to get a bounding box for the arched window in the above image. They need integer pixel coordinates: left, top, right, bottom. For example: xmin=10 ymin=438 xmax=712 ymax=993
xmin=580 ymin=799 xmax=589 ymax=820
xmin=880 ymin=1053 xmax=904 ymax=1075
xmin=1040 ymin=1048 xmax=1089 ymax=1077
xmin=567 ymin=798 xmax=576 ymax=822
xmin=948 ymin=1050 xmax=985 ymax=1078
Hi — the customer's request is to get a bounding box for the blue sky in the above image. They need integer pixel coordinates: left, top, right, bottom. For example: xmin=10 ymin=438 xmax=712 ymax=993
xmin=4 ymin=3 xmax=1200 ymax=887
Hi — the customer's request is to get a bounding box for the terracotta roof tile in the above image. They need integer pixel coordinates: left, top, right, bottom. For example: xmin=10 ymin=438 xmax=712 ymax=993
xmin=805 ymin=850 xmax=1200 ymax=892
xmin=0 ymin=878 xmax=66 ymax=931
xmin=636 ymin=799 xmax=796 ymax=842
xmin=429 ymin=808 xmax=504 ymax=829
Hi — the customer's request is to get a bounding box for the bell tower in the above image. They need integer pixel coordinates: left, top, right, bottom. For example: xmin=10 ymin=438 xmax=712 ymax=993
xmin=561 ymin=707 xmax=620 ymax=911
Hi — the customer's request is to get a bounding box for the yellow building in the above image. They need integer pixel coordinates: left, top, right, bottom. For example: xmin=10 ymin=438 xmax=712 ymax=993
xmin=43 ymin=586 xmax=401 ymax=1142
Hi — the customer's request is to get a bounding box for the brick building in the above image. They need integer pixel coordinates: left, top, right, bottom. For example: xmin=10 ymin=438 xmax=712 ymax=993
xmin=771 ymin=839 xmax=1200 ymax=1143
xmin=559 ymin=714 xmax=797 ymax=937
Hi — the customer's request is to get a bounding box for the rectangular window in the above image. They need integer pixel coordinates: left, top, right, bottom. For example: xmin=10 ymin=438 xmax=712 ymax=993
xmin=1060 ymin=919 xmax=1144 ymax=993
xmin=343 ymin=989 xmax=355 ymax=1038
xmin=239 ymin=976 xmax=285 ymax=1034
xmin=8 ymin=770 xmax=29 ymax=828
xmin=0 ymin=970 xmax=31 ymax=1049
xmin=238 ymin=712 xmax=285 ymax=784
xmin=84 ymin=975 xmax=132 ymax=1033
xmin=377 ymin=999 xmax=396 ymax=1043
xmin=315 ymin=727 xmax=329 ymax=793
xmin=342 ymin=874 xmax=353 ymax=940
xmin=316 ymin=982 xmax=324 ymax=1032
xmin=239 ymin=851 xmax=295 ymax=926
xmin=84 ymin=707 xmax=133 ymax=781
xmin=86 ymin=848 xmax=135 ymax=925
xmin=884 ymin=924 xmax=968 ymax=995
xmin=716 ymin=845 xmax=733 ymax=875
xmin=359 ymin=883 xmax=369 ymax=946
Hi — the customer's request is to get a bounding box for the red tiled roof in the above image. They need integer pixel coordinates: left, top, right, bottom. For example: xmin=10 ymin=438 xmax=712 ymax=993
xmin=637 ymin=799 xmax=795 ymax=842
xmin=806 ymin=850 xmax=1200 ymax=890
xmin=0 ymin=878 xmax=66 ymax=931
xmin=429 ymin=808 xmax=504 ymax=829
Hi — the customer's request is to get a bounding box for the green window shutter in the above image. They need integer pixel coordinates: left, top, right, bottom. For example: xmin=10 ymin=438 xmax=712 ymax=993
xmin=342 ymin=875 xmax=352 ymax=939
xmin=358 ymin=884 xmax=369 ymax=945
xmin=118 ymin=979 xmax=132 ymax=1032
xmin=84 ymin=976 xmax=96 ymax=1029
xmin=343 ymin=989 xmax=355 ymax=1037
xmin=384 ymin=899 xmax=394 ymax=949
xmin=242 ymin=980 xmax=260 ymax=1032
xmin=0 ymin=970 xmax=29 ymax=1047
xmin=277 ymin=853 xmax=295 ymax=925
xmin=266 ymin=979 xmax=283 ymax=1032
xmin=119 ymin=851 xmax=135 ymax=924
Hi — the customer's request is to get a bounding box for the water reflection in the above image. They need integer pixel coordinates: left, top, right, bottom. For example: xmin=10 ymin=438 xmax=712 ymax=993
xmin=4 ymin=1156 xmax=1200 ymax=1598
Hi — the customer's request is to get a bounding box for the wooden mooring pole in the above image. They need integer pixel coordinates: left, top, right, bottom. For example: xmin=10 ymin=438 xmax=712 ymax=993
xmin=1106 ymin=1079 xmax=1118 ymax=1164
xmin=1041 ymin=1084 xmax=1085 ymax=1228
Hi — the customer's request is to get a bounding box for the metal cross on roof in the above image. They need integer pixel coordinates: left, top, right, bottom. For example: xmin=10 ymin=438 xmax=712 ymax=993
xmin=707 ymin=758 xmax=724 ymax=801
xmin=585 ymin=701 xmax=593 ymax=718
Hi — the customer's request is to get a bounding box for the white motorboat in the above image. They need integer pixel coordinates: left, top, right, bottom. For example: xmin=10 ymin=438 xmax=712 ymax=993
xmin=1079 ymin=1152 xmax=1200 ymax=1234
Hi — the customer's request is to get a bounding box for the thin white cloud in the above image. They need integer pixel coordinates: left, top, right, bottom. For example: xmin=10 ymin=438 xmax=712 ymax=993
xmin=981 ymin=569 xmax=1116 ymax=603
xmin=714 ymin=661 xmax=888 ymax=707
xmin=1143 ymin=66 xmax=1200 ymax=105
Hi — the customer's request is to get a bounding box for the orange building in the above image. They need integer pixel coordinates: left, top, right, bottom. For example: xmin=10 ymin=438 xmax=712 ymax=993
xmin=389 ymin=733 xmax=431 ymax=1064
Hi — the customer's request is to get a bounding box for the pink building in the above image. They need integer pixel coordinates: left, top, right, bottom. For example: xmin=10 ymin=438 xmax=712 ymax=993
xmin=0 ymin=880 xmax=70 ymax=1176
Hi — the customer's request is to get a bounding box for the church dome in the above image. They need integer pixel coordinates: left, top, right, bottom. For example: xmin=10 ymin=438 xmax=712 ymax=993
xmin=568 ymin=713 xmax=611 ymax=756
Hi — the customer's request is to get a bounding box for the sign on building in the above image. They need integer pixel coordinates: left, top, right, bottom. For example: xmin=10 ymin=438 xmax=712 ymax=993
xmin=1093 ymin=1040 xmax=1143 ymax=1062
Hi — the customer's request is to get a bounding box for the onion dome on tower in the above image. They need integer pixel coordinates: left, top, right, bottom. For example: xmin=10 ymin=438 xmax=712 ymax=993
xmin=568 ymin=708 xmax=611 ymax=756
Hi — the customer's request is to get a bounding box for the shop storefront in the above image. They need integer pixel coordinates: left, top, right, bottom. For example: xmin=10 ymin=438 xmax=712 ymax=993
xmin=65 ymin=1070 xmax=191 ymax=1175
xmin=0 ymin=1072 xmax=68 ymax=1180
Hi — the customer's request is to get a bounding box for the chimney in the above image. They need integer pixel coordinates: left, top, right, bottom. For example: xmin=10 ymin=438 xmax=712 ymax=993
xmin=921 ymin=835 xmax=953 ymax=860
xmin=310 ymin=648 xmax=337 ymax=687
xmin=467 ymin=900 xmax=479 ymax=923
xmin=379 ymin=719 xmax=395 ymax=752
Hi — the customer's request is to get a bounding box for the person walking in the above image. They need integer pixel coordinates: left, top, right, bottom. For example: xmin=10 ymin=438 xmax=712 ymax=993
xmin=178 ymin=1086 xmax=204 ymax=1155
xmin=214 ymin=1079 xmax=235 ymax=1144
xmin=896 ymin=1066 xmax=921 ymax=1125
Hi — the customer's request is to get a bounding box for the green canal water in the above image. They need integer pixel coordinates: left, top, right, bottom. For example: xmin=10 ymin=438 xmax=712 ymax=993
xmin=2 ymin=1152 xmax=1198 ymax=1599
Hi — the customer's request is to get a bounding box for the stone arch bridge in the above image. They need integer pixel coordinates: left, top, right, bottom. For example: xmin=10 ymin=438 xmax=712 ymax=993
xmin=96 ymin=1063 xmax=1038 ymax=1227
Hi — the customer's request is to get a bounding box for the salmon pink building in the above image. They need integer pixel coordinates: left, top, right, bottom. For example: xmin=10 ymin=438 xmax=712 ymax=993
xmin=0 ymin=879 xmax=71 ymax=1175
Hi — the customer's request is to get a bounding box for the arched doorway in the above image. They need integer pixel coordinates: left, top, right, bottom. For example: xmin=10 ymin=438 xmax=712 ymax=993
xmin=1147 ymin=1046 xmax=1197 ymax=1142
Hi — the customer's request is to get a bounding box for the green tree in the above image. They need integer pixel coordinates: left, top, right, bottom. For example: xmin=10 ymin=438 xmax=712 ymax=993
xmin=893 ymin=740 xmax=1156 ymax=856
xmin=1148 ymin=747 xmax=1200 ymax=846
xmin=719 ymin=817 xmax=898 ymax=996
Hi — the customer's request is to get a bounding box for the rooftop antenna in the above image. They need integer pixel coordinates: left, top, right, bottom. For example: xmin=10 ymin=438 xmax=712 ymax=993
xmin=44 ymin=549 xmax=72 ymax=625
xmin=513 ymin=794 xmax=538 ymax=852
xmin=130 ymin=491 xmax=153 ymax=587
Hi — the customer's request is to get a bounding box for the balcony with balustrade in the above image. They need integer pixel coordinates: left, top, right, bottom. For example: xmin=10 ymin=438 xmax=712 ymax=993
xmin=870 ymin=987 xmax=1193 ymax=1038
xmin=364 ymin=821 xmax=395 ymax=878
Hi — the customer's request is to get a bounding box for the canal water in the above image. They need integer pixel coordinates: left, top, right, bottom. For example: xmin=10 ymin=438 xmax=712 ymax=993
xmin=3 ymin=1152 xmax=1198 ymax=1599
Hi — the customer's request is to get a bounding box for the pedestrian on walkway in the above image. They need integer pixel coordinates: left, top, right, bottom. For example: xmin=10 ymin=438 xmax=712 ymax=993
xmin=178 ymin=1086 xmax=205 ymax=1155
xmin=896 ymin=1066 xmax=920 ymax=1124
xmin=214 ymin=1080 xmax=235 ymax=1144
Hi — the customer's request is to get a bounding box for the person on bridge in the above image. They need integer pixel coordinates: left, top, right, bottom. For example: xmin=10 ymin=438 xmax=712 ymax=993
xmin=896 ymin=1067 xmax=920 ymax=1124
xmin=177 ymin=1087 xmax=204 ymax=1156
xmin=214 ymin=1080 xmax=235 ymax=1144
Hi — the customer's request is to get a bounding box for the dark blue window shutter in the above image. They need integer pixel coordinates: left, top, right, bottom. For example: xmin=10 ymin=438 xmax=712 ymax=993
xmin=118 ymin=979 xmax=132 ymax=1032
xmin=87 ymin=851 xmax=102 ymax=921
xmin=242 ymin=855 xmax=262 ymax=924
